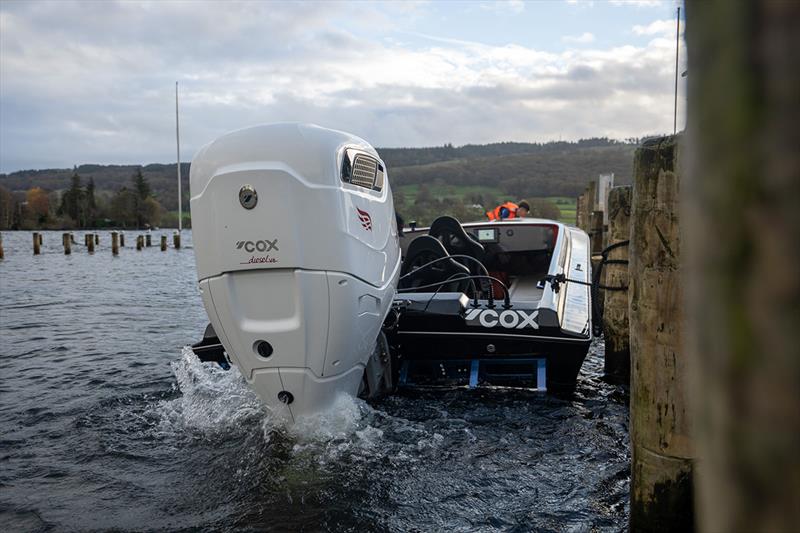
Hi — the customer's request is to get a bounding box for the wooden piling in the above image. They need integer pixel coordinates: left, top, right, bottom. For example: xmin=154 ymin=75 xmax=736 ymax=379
xmin=629 ymin=135 xmax=693 ymax=532
xmin=111 ymin=231 xmax=119 ymax=256
xmin=84 ymin=234 xmax=89 ymax=247
xmin=173 ymin=231 xmax=181 ymax=249
xmin=590 ymin=210 xmax=604 ymax=255
xmin=70 ymin=232 xmax=75 ymax=244
xmin=38 ymin=233 xmax=43 ymax=246
xmin=146 ymin=233 xmax=152 ymax=247
xmin=0 ymin=233 xmax=4 ymax=260
xmin=160 ymin=234 xmax=167 ymax=251
xmin=136 ymin=235 xmax=143 ymax=251
xmin=119 ymin=232 xmax=125 ymax=247
xmin=603 ymin=186 xmax=632 ymax=379
xmin=94 ymin=233 xmax=99 ymax=245
xmin=33 ymin=232 xmax=40 ymax=254
xmin=575 ymin=194 xmax=584 ymax=228
xmin=686 ymin=2 xmax=800 ymax=531
xmin=62 ymin=232 xmax=71 ymax=255
xmin=87 ymin=234 xmax=95 ymax=253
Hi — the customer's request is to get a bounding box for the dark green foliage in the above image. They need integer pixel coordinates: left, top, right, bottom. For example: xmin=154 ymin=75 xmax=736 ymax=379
xmin=58 ymin=167 xmax=85 ymax=226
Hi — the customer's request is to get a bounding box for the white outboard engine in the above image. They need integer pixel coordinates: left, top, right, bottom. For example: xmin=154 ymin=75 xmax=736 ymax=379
xmin=190 ymin=123 xmax=400 ymax=420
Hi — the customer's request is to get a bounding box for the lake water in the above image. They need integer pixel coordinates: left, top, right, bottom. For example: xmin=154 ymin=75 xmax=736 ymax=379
xmin=0 ymin=230 xmax=630 ymax=532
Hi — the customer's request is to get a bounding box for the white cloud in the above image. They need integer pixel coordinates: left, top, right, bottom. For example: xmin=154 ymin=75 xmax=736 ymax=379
xmin=0 ymin=0 xmax=686 ymax=172
xmin=480 ymin=1 xmax=525 ymax=14
xmin=562 ymin=32 xmax=595 ymax=44
xmin=632 ymin=19 xmax=675 ymax=36
xmin=610 ymin=0 xmax=663 ymax=7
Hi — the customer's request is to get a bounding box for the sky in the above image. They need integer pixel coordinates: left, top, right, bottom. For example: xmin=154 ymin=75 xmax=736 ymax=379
xmin=0 ymin=0 xmax=686 ymax=173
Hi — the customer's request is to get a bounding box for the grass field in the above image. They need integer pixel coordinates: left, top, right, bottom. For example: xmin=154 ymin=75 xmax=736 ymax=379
xmin=395 ymin=184 xmax=577 ymax=224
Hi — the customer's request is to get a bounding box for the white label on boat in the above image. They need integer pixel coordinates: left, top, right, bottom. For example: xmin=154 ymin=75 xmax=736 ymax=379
xmin=464 ymin=308 xmax=539 ymax=330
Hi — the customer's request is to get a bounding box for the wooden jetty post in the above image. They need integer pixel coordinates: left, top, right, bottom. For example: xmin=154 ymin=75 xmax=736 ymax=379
xmin=62 ymin=232 xmax=71 ymax=255
xmin=87 ymin=233 xmax=95 ymax=253
xmin=686 ymin=2 xmax=800 ymax=531
xmin=94 ymin=233 xmax=99 ymax=245
xmin=111 ymin=231 xmax=119 ymax=256
xmin=590 ymin=210 xmax=604 ymax=255
xmin=33 ymin=232 xmax=40 ymax=255
xmin=0 ymin=233 xmax=4 ymax=260
xmin=603 ymin=186 xmax=631 ymax=379
xmin=136 ymin=235 xmax=143 ymax=251
xmin=119 ymin=232 xmax=125 ymax=247
xmin=160 ymin=234 xmax=167 ymax=251
xmin=146 ymin=233 xmax=152 ymax=247
xmin=38 ymin=233 xmax=43 ymax=246
xmin=70 ymin=232 xmax=75 ymax=244
xmin=629 ymin=135 xmax=693 ymax=531
xmin=173 ymin=230 xmax=181 ymax=249
xmin=575 ymin=194 xmax=584 ymax=228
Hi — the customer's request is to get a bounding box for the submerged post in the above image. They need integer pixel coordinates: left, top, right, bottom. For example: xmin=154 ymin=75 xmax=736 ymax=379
xmin=629 ymin=135 xmax=693 ymax=531
xmin=62 ymin=232 xmax=71 ymax=255
xmin=173 ymin=230 xmax=181 ymax=249
xmin=603 ymin=186 xmax=632 ymax=379
xmin=111 ymin=231 xmax=119 ymax=256
xmin=0 ymin=232 xmax=4 ymax=260
xmin=160 ymin=234 xmax=167 ymax=251
xmin=87 ymin=234 xmax=95 ymax=253
xmin=136 ymin=235 xmax=143 ymax=251
xmin=33 ymin=232 xmax=40 ymax=255
xmin=146 ymin=233 xmax=152 ymax=247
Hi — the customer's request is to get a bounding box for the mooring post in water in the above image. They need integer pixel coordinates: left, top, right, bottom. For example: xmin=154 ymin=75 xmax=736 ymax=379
xmin=173 ymin=230 xmax=181 ymax=249
xmin=686 ymin=3 xmax=800 ymax=531
xmin=62 ymin=232 xmax=71 ymax=255
xmin=0 ymin=233 xmax=4 ymax=260
xmin=629 ymin=135 xmax=693 ymax=532
xmin=136 ymin=235 xmax=143 ymax=251
xmin=160 ymin=234 xmax=167 ymax=251
xmin=38 ymin=233 xmax=43 ymax=246
xmin=591 ymin=210 xmax=605 ymax=255
xmin=146 ymin=232 xmax=152 ymax=247
xmin=87 ymin=233 xmax=95 ymax=253
xmin=94 ymin=233 xmax=99 ymax=245
xmin=111 ymin=231 xmax=119 ymax=256
xmin=603 ymin=186 xmax=632 ymax=379
xmin=70 ymin=232 xmax=75 ymax=244
xmin=33 ymin=232 xmax=40 ymax=255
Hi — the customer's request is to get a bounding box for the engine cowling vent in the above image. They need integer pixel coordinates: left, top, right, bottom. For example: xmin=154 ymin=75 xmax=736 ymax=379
xmin=342 ymin=149 xmax=383 ymax=192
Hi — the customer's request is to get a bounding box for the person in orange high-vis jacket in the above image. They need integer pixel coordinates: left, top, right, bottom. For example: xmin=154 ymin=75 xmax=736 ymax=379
xmin=486 ymin=200 xmax=530 ymax=221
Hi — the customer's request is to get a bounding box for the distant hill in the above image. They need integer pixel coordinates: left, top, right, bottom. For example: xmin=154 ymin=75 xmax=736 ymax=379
xmin=0 ymin=138 xmax=636 ymax=210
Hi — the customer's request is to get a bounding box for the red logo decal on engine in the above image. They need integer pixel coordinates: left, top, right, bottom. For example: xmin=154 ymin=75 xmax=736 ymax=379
xmin=356 ymin=207 xmax=372 ymax=231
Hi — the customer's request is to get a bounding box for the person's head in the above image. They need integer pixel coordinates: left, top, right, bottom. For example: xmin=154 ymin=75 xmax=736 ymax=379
xmin=517 ymin=200 xmax=530 ymax=217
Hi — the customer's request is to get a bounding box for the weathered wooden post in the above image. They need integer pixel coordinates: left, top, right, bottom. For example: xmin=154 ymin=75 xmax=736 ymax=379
xmin=603 ymin=186 xmax=631 ymax=379
xmin=160 ymin=234 xmax=167 ymax=251
xmin=686 ymin=2 xmax=800 ymax=532
xmin=575 ymin=194 xmax=584 ymax=228
xmin=38 ymin=233 xmax=43 ymax=246
xmin=111 ymin=231 xmax=119 ymax=256
xmin=62 ymin=232 xmax=71 ymax=255
xmin=136 ymin=235 xmax=143 ymax=251
xmin=146 ymin=233 xmax=152 ymax=247
xmin=32 ymin=232 xmax=40 ymax=255
xmin=119 ymin=232 xmax=125 ymax=247
xmin=173 ymin=230 xmax=181 ymax=249
xmin=629 ymin=135 xmax=692 ymax=531
xmin=70 ymin=232 xmax=75 ymax=244
xmin=87 ymin=233 xmax=95 ymax=253
xmin=94 ymin=233 xmax=99 ymax=245
xmin=0 ymin=233 xmax=4 ymax=260
xmin=590 ymin=210 xmax=604 ymax=255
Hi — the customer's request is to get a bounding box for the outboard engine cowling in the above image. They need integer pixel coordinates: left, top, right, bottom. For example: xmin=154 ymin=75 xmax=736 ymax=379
xmin=190 ymin=123 xmax=400 ymax=420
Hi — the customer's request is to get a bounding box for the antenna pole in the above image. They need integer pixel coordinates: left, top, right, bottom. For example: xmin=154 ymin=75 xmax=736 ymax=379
xmin=175 ymin=81 xmax=182 ymax=233
xmin=674 ymin=6 xmax=680 ymax=135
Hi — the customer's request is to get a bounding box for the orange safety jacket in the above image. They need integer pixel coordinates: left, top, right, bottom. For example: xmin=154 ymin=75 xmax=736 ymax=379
xmin=486 ymin=202 xmax=519 ymax=221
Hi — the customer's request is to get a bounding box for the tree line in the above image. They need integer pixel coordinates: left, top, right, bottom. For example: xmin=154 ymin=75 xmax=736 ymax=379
xmin=0 ymin=167 xmax=167 ymax=230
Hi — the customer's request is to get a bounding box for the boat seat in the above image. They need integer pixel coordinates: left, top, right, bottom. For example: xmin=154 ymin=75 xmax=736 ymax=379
xmin=400 ymin=235 xmax=471 ymax=293
xmin=429 ymin=215 xmax=487 ymax=293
